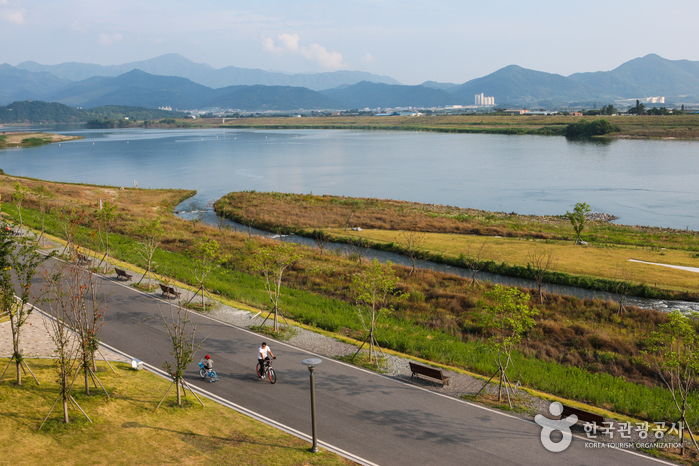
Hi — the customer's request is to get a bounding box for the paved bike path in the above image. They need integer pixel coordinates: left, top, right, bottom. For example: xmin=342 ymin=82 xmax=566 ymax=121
xmin=32 ymin=262 xmax=673 ymax=466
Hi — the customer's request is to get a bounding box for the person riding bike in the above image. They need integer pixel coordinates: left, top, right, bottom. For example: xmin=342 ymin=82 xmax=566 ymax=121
xmin=257 ymin=342 xmax=274 ymax=378
xmin=204 ymin=354 xmax=214 ymax=376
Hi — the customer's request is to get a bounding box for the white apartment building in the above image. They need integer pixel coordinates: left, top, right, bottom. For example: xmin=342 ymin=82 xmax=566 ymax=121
xmin=475 ymin=93 xmax=495 ymax=106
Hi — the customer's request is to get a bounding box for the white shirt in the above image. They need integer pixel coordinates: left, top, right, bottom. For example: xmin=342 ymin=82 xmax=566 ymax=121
xmin=258 ymin=345 xmax=271 ymax=359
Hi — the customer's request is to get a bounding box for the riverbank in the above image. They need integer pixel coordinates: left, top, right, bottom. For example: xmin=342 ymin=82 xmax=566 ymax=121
xmin=0 ymin=131 xmax=83 ymax=149
xmin=8 ymin=172 xmax=699 ymax=449
xmin=201 ymin=114 xmax=699 ymax=139
xmin=213 ymin=191 xmax=699 ymax=301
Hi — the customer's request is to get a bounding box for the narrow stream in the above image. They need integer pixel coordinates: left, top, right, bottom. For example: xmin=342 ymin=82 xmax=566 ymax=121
xmin=176 ymin=205 xmax=699 ymax=313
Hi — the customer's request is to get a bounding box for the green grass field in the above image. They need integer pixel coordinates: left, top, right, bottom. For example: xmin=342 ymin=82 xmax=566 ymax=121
xmin=0 ymin=359 xmax=352 ymax=465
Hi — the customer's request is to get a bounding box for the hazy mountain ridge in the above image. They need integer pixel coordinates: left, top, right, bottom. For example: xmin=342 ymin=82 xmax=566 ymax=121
xmin=16 ymin=53 xmax=400 ymax=91
xmin=3 ymin=53 xmax=699 ymax=110
xmin=32 ymin=69 xmax=344 ymax=110
xmin=321 ymin=81 xmax=455 ymax=108
xmin=569 ymin=54 xmax=699 ymax=98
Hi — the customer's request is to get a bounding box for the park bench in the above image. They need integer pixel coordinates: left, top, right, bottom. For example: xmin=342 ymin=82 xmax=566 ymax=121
xmin=409 ymin=362 xmax=450 ymax=387
xmin=115 ymin=268 xmax=133 ymax=281
xmin=159 ymin=283 xmax=181 ymax=299
xmin=560 ymin=404 xmax=605 ymax=426
xmin=77 ymin=254 xmax=92 ymax=266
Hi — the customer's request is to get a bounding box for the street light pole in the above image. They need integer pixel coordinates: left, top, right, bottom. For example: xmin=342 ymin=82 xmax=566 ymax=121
xmin=302 ymin=358 xmax=322 ymax=453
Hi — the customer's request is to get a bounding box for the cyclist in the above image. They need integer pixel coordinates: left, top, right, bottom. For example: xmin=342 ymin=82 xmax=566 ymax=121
xmin=257 ymin=342 xmax=274 ymax=378
xmin=203 ymin=354 xmax=214 ymax=377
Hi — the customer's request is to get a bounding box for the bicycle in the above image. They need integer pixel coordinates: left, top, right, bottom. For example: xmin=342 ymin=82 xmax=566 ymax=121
xmin=256 ymin=356 xmax=277 ymax=384
xmin=198 ymin=361 xmax=219 ymax=383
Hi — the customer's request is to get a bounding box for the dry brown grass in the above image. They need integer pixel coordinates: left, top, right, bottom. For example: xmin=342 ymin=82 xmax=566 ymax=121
xmin=0 ymin=174 xmax=678 ymax=390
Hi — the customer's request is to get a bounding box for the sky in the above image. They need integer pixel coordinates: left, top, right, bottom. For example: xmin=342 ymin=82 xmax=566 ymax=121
xmin=1 ymin=0 xmax=698 ymax=85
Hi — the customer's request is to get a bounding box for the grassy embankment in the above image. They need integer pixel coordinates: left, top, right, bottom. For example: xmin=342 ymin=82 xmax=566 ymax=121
xmin=3 ymin=174 xmax=699 ymax=428
xmin=199 ymin=114 xmax=699 ymax=139
xmin=214 ymin=192 xmax=699 ymax=298
xmin=0 ymin=132 xmax=83 ymax=149
xmin=0 ymin=359 xmax=351 ymax=465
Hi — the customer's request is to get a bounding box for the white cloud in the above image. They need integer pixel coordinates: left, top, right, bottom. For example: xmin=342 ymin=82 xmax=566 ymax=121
xmin=98 ymin=32 xmax=122 ymax=46
xmin=362 ymin=53 xmax=376 ymax=63
xmin=300 ymin=43 xmax=344 ymax=69
xmin=262 ymin=33 xmax=345 ymax=69
xmin=0 ymin=8 xmax=25 ymax=24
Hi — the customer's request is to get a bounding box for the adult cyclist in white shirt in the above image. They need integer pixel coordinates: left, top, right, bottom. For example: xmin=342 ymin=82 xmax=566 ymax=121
xmin=257 ymin=342 xmax=275 ymax=378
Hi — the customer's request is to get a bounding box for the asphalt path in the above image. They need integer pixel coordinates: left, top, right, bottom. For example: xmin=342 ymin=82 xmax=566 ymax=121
xmin=26 ymin=257 xmax=674 ymax=466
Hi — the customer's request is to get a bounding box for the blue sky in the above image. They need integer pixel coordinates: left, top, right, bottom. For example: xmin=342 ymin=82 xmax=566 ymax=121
xmin=1 ymin=0 xmax=698 ymax=85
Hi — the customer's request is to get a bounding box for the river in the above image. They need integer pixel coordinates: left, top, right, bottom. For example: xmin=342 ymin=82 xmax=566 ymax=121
xmin=2 ymin=126 xmax=698 ymax=311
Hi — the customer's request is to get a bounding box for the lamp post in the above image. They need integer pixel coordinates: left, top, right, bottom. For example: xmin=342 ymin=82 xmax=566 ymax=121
xmin=301 ymin=358 xmax=322 ymax=453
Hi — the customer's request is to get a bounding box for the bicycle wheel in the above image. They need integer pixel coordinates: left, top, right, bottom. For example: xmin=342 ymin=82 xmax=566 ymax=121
xmin=268 ymin=368 xmax=276 ymax=384
xmin=199 ymin=368 xmax=207 ymax=379
xmin=209 ymin=370 xmax=218 ymax=382
xmin=256 ymin=363 xmax=263 ymax=378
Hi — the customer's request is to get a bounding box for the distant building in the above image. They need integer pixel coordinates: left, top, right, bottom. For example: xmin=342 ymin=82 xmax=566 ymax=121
xmin=475 ymin=93 xmax=495 ymax=106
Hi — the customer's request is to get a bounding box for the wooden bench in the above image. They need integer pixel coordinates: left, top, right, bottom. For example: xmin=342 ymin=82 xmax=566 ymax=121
xmin=409 ymin=362 xmax=450 ymax=386
xmin=77 ymin=254 xmax=92 ymax=266
xmin=115 ymin=268 xmax=133 ymax=281
xmin=560 ymin=404 xmax=605 ymax=426
xmin=159 ymin=283 xmax=181 ymax=299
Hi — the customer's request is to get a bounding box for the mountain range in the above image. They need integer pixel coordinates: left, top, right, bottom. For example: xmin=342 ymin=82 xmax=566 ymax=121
xmin=1 ymin=53 xmax=698 ymax=111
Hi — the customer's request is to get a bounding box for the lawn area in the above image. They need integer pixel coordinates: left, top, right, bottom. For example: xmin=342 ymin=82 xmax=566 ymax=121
xmin=0 ymin=358 xmax=352 ymax=465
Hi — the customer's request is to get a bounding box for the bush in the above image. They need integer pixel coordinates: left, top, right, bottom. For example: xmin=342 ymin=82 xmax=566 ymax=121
xmin=565 ymin=119 xmax=618 ymax=138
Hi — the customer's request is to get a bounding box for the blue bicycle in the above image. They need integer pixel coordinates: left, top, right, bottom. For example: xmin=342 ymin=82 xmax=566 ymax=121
xmin=198 ymin=361 xmax=219 ymax=383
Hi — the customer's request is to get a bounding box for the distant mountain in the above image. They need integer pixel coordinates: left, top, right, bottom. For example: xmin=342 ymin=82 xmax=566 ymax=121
xmin=0 ymin=100 xmax=184 ymax=124
xmin=421 ymin=81 xmax=459 ymax=91
xmin=568 ymin=54 xmax=699 ymax=99
xmin=0 ymin=64 xmax=71 ymax=105
xmin=16 ymin=54 xmax=400 ymax=91
xmin=321 ymin=81 xmax=457 ymax=108
xmin=448 ymin=65 xmax=608 ymax=106
xmin=208 ymin=85 xmax=343 ymax=111
xmin=36 ymin=69 xmax=343 ymax=110
xmin=42 ymin=70 xmax=213 ymax=109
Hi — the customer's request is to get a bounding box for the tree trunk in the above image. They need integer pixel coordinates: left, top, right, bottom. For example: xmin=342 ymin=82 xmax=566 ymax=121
xmin=84 ymin=364 xmax=90 ymax=395
xmin=16 ymin=360 xmax=22 ymax=386
xmin=63 ymin=397 xmax=69 ymax=423
xmin=176 ymin=379 xmax=182 ymax=406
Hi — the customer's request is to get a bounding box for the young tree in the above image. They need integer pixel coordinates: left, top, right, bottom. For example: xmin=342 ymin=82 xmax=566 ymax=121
xmin=0 ymin=232 xmax=49 ymax=386
xmin=56 ymin=206 xmax=85 ymax=259
xmin=526 ymin=249 xmax=556 ymax=304
xmin=157 ymin=303 xmax=205 ymax=408
xmin=312 ymin=229 xmax=331 ymax=256
xmin=565 ymin=202 xmax=591 ymax=245
xmin=399 ymin=229 xmax=426 ymax=276
xmin=133 ymin=217 xmax=165 ymax=289
xmin=249 ymin=242 xmax=301 ymax=332
xmin=188 ymin=238 xmax=221 ymax=311
xmin=351 ymin=259 xmax=405 ymax=364
xmin=478 ymin=285 xmax=539 ymax=406
xmin=645 ymin=310 xmax=699 ymax=455
xmin=40 ymin=261 xmax=89 ymax=426
xmin=347 ymin=235 xmax=369 ymax=267
xmin=12 ymin=182 xmax=29 ymax=232
xmin=462 ymin=242 xmax=489 ymax=287
xmin=612 ymin=264 xmax=633 ymax=314
xmin=94 ymin=201 xmax=119 ymax=273
xmin=67 ymin=259 xmax=108 ymax=395
xmin=31 ymin=184 xmax=55 ymax=245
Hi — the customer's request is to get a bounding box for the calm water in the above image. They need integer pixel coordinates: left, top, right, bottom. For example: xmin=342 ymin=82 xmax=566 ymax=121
xmin=1 ymin=127 xmax=699 ymax=230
